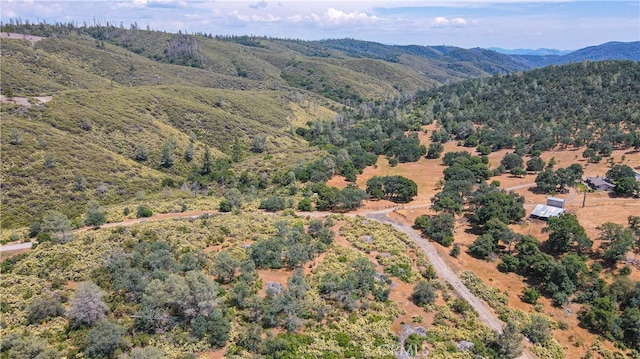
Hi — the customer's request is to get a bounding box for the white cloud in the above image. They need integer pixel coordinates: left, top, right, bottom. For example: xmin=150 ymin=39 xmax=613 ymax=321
xmin=286 ymin=7 xmax=382 ymax=26
xmin=325 ymin=8 xmax=380 ymax=24
xmin=431 ymin=16 xmax=467 ymax=27
xmin=433 ymin=16 xmax=449 ymax=26
xmin=231 ymin=10 xmax=280 ymax=23
xmin=451 ymin=17 xmax=467 ymax=27
xmin=130 ymin=0 xmax=187 ymax=9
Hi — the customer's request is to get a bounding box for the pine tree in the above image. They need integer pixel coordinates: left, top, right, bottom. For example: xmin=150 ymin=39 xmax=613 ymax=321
xmin=201 ymin=145 xmax=212 ymax=175
xmin=232 ymin=137 xmax=242 ymax=162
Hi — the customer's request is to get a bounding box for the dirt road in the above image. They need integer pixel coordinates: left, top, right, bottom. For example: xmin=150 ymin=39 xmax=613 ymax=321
xmin=0 ymin=210 xmax=218 ymax=253
xmin=366 ymin=210 xmax=505 ymax=333
xmin=365 ymin=209 xmax=537 ymax=359
xmin=0 ymin=242 xmax=33 ymax=252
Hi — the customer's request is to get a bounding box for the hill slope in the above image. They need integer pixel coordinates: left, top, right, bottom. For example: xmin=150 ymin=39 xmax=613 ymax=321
xmin=1 ymin=23 xmax=639 ymax=229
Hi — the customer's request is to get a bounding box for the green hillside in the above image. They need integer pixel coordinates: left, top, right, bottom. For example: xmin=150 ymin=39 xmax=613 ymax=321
xmin=410 ymin=60 xmax=640 ymax=153
xmin=0 ymin=23 xmax=540 ymax=228
xmin=2 ymin=23 xmax=638 ymax=229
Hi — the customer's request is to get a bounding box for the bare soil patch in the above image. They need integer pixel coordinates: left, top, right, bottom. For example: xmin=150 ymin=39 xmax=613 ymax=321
xmin=0 ymin=95 xmax=53 ymax=107
xmin=1 ymin=32 xmax=44 ymax=45
xmin=257 ymin=269 xmax=293 ymax=297
xmin=388 ymin=280 xmax=436 ymax=334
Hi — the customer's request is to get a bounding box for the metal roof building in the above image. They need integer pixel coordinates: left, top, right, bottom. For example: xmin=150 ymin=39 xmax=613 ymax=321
xmin=530 ymin=196 xmax=565 ymax=220
xmin=530 ymin=204 xmax=565 ymax=220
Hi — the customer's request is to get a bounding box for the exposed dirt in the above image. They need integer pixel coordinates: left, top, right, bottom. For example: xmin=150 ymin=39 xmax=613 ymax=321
xmin=388 ymin=279 xmax=437 ymax=334
xmin=257 ymin=269 xmax=293 ymax=297
xmin=1 ymin=32 xmax=44 ymax=45
xmin=0 ymin=94 xmax=53 ymax=107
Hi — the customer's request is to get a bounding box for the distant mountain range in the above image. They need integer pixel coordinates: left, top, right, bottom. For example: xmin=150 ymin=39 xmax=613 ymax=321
xmin=503 ymin=41 xmax=640 ymax=68
xmin=488 ymin=47 xmax=573 ymax=56
xmin=312 ymin=39 xmax=639 ymax=72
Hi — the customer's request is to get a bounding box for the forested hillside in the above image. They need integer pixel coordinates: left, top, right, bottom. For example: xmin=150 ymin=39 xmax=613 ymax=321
xmin=1 ymin=22 xmax=639 ymax=228
xmin=0 ymin=21 xmax=548 ymax=228
xmin=412 ymin=61 xmax=640 ymax=154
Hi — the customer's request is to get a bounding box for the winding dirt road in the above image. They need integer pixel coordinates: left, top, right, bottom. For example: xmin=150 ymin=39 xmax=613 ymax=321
xmin=366 ymin=210 xmax=506 ymax=333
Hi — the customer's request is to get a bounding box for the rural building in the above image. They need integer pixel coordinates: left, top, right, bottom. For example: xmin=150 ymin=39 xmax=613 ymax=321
xmin=530 ymin=196 xmax=565 ymax=220
xmin=585 ymin=176 xmax=615 ymax=191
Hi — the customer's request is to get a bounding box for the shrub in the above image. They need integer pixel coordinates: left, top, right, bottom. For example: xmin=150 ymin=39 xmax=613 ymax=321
xmin=85 ymin=320 xmax=126 ymax=358
xmin=449 ymin=244 xmax=461 ymax=258
xmin=26 ymin=295 xmax=65 ymax=324
xmin=426 ymin=143 xmax=444 ymax=159
xmin=468 ymin=233 xmax=497 ymax=260
xmin=619 ymin=266 xmax=632 ymax=275
xmin=1 ymin=335 xmax=60 ymax=358
xmin=414 ymin=213 xmax=454 ymax=246
xmin=411 ymin=280 xmax=437 ymax=306
xmin=69 ymin=281 xmax=107 ymax=327
xmin=136 ymin=205 xmax=153 ymax=218
xmin=450 ymin=298 xmax=473 ymax=314
xmin=219 ymin=199 xmax=232 ymax=213
xmin=259 ymin=196 xmax=287 ymax=212
xmin=522 ymin=315 xmax=552 ymax=344
xmin=28 ymin=221 xmax=41 ymax=238
xmin=522 ymin=287 xmax=541 ymax=304
xmin=85 ymin=201 xmax=106 ymax=228
xmin=497 ymin=254 xmax=519 ymax=272
xmin=297 ymin=198 xmax=313 ymax=211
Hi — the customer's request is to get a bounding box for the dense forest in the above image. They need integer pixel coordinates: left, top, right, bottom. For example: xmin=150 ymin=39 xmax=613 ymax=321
xmin=416 ymin=61 xmax=640 ymax=155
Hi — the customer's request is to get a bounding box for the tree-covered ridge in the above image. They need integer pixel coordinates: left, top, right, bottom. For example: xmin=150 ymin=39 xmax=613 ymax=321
xmin=415 ymin=61 xmax=640 ymax=154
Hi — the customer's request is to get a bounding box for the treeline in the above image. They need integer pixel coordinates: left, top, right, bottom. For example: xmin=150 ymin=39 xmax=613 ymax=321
xmin=296 ymin=98 xmax=426 ymax=182
xmin=1 ymin=20 xmax=208 ymax=68
xmin=411 ymin=61 xmax=640 ymax=154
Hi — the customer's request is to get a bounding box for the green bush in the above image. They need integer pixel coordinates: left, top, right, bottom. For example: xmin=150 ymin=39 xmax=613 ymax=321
xmin=449 ymin=244 xmax=461 ymax=258
xmin=522 ymin=287 xmax=541 ymax=304
xmin=219 ymin=199 xmax=232 ymax=213
xmin=85 ymin=320 xmax=126 ymax=358
xmin=297 ymin=198 xmax=313 ymax=211
xmin=27 ymin=295 xmax=65 ymax=324
xmin=411 ymin=281 xmax=437 ymax=306
xmin=619 ymin=266 xmax=632 ymax=275
xmin=136 ymin=205 xmax=153 ymax=218
xmin=259 ymin=196 xmax=287 ymax=212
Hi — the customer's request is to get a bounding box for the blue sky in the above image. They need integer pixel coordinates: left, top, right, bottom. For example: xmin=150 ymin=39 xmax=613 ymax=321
xmin=1 ymin=1 xmax=638 ymax=49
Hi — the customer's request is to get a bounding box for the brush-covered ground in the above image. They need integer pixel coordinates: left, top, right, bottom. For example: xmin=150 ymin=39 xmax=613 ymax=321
xmin=0 ymin=211 xmax=513 ymax=359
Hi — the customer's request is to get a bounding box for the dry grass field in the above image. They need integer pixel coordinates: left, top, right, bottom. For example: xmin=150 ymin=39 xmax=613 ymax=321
xmin=329 ymin=124 xmax=640 ymax=358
